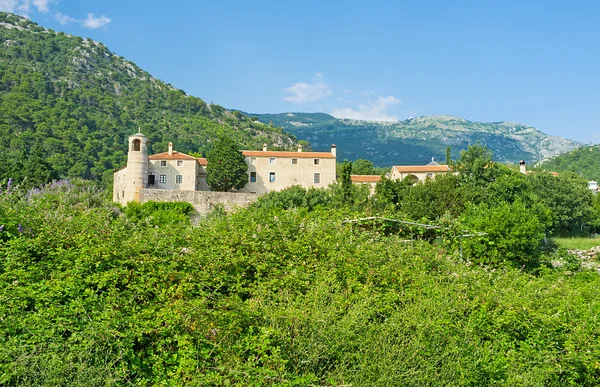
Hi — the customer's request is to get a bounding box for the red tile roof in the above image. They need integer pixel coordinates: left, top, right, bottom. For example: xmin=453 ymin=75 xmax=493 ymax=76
xmin=351 ymin=175 xmax=382 ymax=183
xmin=197 ymin=158 xmax=208 ymax=166
xmin=242 ymin=150 xmax=335 ymax=159
xmin=149 ymin=151 xmax=197 ymax=160
xmin=393 ymin=165 xmax=451 ymax=173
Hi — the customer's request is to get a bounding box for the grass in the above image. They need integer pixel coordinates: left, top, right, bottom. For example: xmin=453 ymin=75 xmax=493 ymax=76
xmin=554 ymin=236 xmax=600 ymax=250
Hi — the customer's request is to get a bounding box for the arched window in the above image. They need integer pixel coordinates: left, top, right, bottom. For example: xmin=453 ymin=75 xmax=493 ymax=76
xmin=132 ymin=139 xmax=141 ymax=151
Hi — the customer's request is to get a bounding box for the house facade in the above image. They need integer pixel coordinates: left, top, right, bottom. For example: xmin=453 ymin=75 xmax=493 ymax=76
xmin=239 ymin=144 xmax=337 ymax=195
xmin=389 ymin=163 xmax=451 ymax=183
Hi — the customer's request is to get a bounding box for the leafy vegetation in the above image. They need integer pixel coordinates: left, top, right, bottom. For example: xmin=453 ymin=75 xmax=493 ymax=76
xmin=206 ymin=137 xmax=248 ymax=192
xmin=2 ymin=167 xmax=600 ymax=385
xmin=0 ymin=12 xmax=298 ymax=188
xmin=540 ymin=145 xmax=600 ymax=181
xmin=554 ymin=237 xmax=600 ymax=250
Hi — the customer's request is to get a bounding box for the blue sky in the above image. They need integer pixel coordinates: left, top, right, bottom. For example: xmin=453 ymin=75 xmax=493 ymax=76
xmin=2 ymin=0 xmax=600 ymax=143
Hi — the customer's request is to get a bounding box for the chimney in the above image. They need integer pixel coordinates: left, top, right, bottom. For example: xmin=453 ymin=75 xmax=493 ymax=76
xmin=519 ymin=160 xmax=526 ymax=175
xmin=168 ymin=142 xmax=173 ymax=156
xmin=262 ymin=143 xmax=268 ymax=152
xmin=297 ymin=144 xmax=303 ymax=152
xmin=330 ymin=144 xmax=337 ymax=158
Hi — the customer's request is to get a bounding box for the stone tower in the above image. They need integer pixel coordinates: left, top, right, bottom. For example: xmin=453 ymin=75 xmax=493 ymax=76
xmin=123 ymin=132 xmax=149 ymax=203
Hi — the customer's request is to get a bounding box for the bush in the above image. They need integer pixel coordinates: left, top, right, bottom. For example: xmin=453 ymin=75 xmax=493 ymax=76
xmin=460 ymin=201 xmax=546 ymax=266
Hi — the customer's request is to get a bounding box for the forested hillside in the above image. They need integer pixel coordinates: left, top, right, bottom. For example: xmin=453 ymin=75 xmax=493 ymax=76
xmin=0 ymin=13 xmax=297 ymax=186
xmin=253 ymin=112 xmax=581 ymax=166
xmin=539 ymin=145 xmax=600 ymax=181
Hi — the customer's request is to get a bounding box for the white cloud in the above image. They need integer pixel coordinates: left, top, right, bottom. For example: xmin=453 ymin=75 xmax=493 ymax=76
xmin=0 ymin=0 xmax=50 ymax=14
xmin=331 ymin=95 xmax=401 ymax=122
xmin=82 ymin=13 xmax=111 ymax=29
xmin=283 ymin=73 xmax=332 ymax=103
xmin=54 ymin=11 xmax=75 ymax=25
xmin=32 ymin=0 xmax=48 ymax=12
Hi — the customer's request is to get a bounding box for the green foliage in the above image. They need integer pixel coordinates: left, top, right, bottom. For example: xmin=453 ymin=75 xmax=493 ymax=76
xmin=338 ymin=159 xmax=353 ymax=202
xmin=529 ymin=172 xmax=594 ymax=235
xmin=0 ymin=14 xmax=298 ymax=188
xmin=2 ymin=182 xmax=600 ymax=385
xmin=351 ymin=158 xmax=375 ymax=175
xmin=253 ymin=185 xmax=332 ymax=211
xmin=460 ymin=201 xmax=546 ymax=266
xmin=541 ymin=145 xmax=600 ymax=181
xmin=123 ymin=200 xmax=195 ymax=225
xmin=206 ymin=137 xmax=248 ymax=192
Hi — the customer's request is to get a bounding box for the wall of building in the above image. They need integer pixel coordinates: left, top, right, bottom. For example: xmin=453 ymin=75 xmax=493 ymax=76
xmin=148 ymin=159 xmax=199 ymax=191
xmin=138 ymin=189 xmax=259 ymax=214
xmin=113 ymin=168 xmax=128 ymax=206
xmin=390 ymin=169 xmax=447 ymax=183
xmin=238 ymin=156 xmax=336 ymax=194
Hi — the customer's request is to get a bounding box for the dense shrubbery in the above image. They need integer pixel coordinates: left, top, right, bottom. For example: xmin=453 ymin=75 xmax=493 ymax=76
xmin=2 ymin=177 xmax=600 ymax=386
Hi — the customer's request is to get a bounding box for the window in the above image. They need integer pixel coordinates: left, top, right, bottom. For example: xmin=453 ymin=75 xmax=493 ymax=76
xmin=132 ymin=139 xmax=141 ymax=151
xmin=314 ymin=173 xmax=321 ymax=184
xmin=122 ymin=191 xmax=124 ymax=198
xmin=160 ymin=160 xmax=167 ymax=167
xmin=269 ymin=172 xmax=276 ymax=183
xmin=250 ymin=172 xmax=257 ymax=183
xmin=116 ymin=193 xmax=119 ymax=199
xmin=314 ymin=159 xmax=320 ymax=165
xmin=269 ymin=157 xmax=276 ymax=165
xmin=292 ymin=158 xmax=298 ymax=165
xmin=250 ymin=157 xmax=256 ymax=165
xmin=148 ymin=175 xmax=155 ymax=186
xmin=199 ymin=172 xmax=207 ymax=178
xmin=177 ymin=160 xmax=183 ymax=166
xmin=160 ymin=175 xmax=167 ymax=184
xmin=176 ymin=175 xmax=183 ymax=184
xmin=426 ymin=173 xmax=434 ymax=178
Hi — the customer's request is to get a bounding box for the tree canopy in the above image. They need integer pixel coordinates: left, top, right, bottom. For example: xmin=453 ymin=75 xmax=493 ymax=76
xmin=206 ymin=137 xmax=248 ymax=192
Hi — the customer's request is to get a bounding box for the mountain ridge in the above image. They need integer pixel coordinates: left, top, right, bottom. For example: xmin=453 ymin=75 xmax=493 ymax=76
xmin=251 ymin=112 xmax=582 ymax=166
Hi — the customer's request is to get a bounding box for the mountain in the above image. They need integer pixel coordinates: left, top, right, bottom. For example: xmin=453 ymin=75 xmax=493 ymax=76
xmin=538 ymin=145 xmax=600 ymax=181
xmin=253 ymin=112 xmax=582 ymax=166
xmin=0 ymin=13 xmax=297 ymax=185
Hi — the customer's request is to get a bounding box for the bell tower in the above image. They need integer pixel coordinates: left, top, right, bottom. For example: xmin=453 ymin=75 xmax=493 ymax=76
xmin=123 ymin=132 xmax=149 ymax=203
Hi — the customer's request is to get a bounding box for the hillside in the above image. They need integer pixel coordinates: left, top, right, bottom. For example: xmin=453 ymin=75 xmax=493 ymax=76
xmin=0 ymin=13 xmax=297 ymax=185
xmin=539 ymin=144 xmax=600 ymax=181
xmin=254 ymin=112 xmax=581 ymax=166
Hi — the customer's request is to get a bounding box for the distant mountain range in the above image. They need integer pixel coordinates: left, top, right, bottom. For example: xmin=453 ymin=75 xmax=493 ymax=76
xmin=251 ymin=113 xmax=582 ymax=166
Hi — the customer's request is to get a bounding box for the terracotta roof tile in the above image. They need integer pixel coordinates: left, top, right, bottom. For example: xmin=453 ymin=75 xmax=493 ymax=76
xmin=149 ymin=151 xmax=197 ymax=160
xmin=393 ymin=165 xmax=451 ymax=173
xmin=197 ymin=158 xmax=208 ymax=166
xmin=351 ymin=175 xmax=382 ymax=183
xmin=242 ymin=150 xmax=336 ymax=159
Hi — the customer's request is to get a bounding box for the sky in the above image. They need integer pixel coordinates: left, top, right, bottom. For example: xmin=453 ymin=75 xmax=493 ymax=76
xmin=2 ymin=0 xmax=600 ymax=143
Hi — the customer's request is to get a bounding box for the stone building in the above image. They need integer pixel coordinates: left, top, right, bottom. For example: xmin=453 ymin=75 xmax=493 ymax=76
xmin=113 ymin=133 xmax=209 ymax=206
xmin=113 ymin=133 xmax=338 ymax=206
xmin=350 ymin=175 xmax=381 ymax=194
xmin=389 ymin=160 xmax=451 ymax=183
xmin=238 ymin=144 xmax=337 ymax=195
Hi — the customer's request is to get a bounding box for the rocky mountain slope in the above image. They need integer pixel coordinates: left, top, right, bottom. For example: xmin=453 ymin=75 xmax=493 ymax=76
xmin=254 ymin=112 xmax=581 ymax=166
xmin=0 ymin=13 xmax=297 ymax=185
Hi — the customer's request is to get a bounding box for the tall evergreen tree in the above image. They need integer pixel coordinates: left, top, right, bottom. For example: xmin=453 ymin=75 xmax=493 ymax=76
xmin=206 ymin=137 xmax=248 ymax=192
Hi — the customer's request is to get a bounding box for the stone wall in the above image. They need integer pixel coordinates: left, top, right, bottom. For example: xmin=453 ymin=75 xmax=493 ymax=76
xmin=138 ymin=189 xmax=259 ymax=214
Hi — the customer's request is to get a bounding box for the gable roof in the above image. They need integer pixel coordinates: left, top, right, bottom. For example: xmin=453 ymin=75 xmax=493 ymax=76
xmin=197 ymin=158 xmax=208 ymax=166
xmin=242 ymin=150 xmax=335 ymax=159
xmin=351 ymin=175 xmax=382 ymax=183
xmin=149 ymin=151 xmax=197 ymax=160
xmin=392 ymin=165 xmax=451 ymax=173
